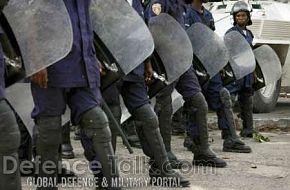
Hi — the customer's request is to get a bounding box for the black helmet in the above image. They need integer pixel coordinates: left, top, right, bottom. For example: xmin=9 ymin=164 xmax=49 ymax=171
xmin=231 ymin=1 xmax=252 ymax=26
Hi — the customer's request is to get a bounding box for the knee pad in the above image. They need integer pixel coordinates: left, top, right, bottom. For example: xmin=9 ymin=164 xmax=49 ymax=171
xmin=106 ymin=105 xmax=121 ymax=136
xmin=185 ymin=92 xmax=208 ymax=115
xmin=0 ymin=100 xmax=20 ymax=154
xmin=239 ymin=95 xmax=253 ymax=111
xmin=133 ymin=104 xmax=159 ymax=130
xmin=80 ymin=106 xmax=111 ymax=143
xmin=219 ymin=88 xmax=232 ymax=108
xmin=35 ymin=116 xmax=62 ymax=146
xmin=156 ymin=94 xmax=172 ymax=109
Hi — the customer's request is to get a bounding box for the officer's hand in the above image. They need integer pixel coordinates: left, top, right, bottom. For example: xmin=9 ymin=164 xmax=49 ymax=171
xmin=144 ymin=60 xmax=153 ymax=84
xmin=100 ymin=64 xmax=106 ymax=76
xmin=220 ymin=69 xmax=226 ymax=79
xmin=0 ymin=0 xmax=9 ymax=11
xmin=31 ymin=69 xmax=48 ymax=88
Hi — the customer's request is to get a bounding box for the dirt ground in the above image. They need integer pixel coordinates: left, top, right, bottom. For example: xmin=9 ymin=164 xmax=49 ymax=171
xmin=21 ymin=98 xmax=290 ymax=190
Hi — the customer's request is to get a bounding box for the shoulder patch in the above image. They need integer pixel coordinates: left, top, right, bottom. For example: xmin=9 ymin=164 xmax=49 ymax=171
xmin=152 ymin=3 xmax=162 ymax=15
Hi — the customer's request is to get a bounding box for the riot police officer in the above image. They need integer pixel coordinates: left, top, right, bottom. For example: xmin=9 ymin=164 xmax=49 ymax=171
xmin=185 ymin=0 xmax=252 ymax=153
xmin=80 ymin=0 xmax=190 ymax=187
xmin=0 ymin=1 xmax=22 ymax=189
xmin=146 ymin=0 xmax=227 ymax=167
xmin=30 ymin=0 xmax=120 ymax=189
xmin=225 ymin=1 xmax=255 ymax=138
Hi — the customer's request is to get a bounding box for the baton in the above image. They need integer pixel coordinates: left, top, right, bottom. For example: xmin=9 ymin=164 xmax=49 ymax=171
xmin=102 ymin=100 xmax=134 ymax=154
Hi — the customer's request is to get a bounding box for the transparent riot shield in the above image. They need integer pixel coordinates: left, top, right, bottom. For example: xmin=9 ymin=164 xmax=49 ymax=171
xmin=254 ymin=45 xmax=282 ymax=86
xmin=224 ymin=31 xmax=256 ymax=80
xmin=186 ymin=22 xmax=229 ymax=78
xmin=3 ymin=0 xmax=73 ymax=77
xmin=90 ymin=0 xmax=154 ymax=75
xmin=148 ymin=13 xmax=193 ymax=84
xmin=6 ymin=83 xmax=71 ymax=136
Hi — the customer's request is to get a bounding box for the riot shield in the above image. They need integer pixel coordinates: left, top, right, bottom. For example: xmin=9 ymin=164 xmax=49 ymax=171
xmin=224 ymin=31 xmax=256 ymax=80
xmin=186 ymin=22 xmax=229 ymax=78
xmin=6 ymin=84 xmax=34 ymax=135
xmin=90 ymin=0 xmax=154 ymax=75
xmin=254 ymin=45 xmax=282 ymax=86
xmin=3 ymin=0 xmax=73 ymax=77
xmin=6 ymin=84 xmax=70 ymax=136
xmin=148 ymin=13 xmax=193 ymax=84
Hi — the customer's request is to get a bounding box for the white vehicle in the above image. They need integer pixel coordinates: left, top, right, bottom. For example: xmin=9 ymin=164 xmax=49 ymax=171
xmin=210 ymin=0 xmax=290 ymax=112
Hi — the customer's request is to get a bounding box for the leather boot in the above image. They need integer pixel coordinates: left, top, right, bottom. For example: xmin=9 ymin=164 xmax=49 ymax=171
xmin=121 ymin=119 xmax=141 ymax=149
xmin=219 ymin=88 xmax=252 ymax=153
xmin=239 ymin=96 xmax=254 ymax=137
xmin=133 ymin=104 xmax=190 ymax=187
xmin=155 ymin=93 xmax=184 ymax=169
xmin=80 ymin=106 xmax=120 ymax=190
xmin=34 ymin=116 xmax=62 ymax=190
xmin=0 ymin=100 xmax=21 ymax=190
xmin=222 ymin=127 xmax=252 ymax=153
xmin=172 ymin=108 xmax=186 ymax=136
xmin=184 ymin=93 xmax=227 ymax=168
xmin=183 ymin=132 xmax=193 ymax=151
xmin=61 ymin=122 xmax=75 ymax=159
xmin=103 ymin=104 xmax=122 ymax=151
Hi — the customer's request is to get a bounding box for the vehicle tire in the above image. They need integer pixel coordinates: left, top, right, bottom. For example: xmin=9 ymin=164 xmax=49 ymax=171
xmin=253 ymin=79 xmax=281 ymax=113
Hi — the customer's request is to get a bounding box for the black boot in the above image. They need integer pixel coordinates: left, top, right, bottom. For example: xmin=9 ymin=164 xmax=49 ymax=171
xmin=222 ymin=128 xmax=252 ymax=153
xmin=239 ymin=96 xmax=254 ymax=137
xmin=155 ymin=93 xmax=184 ymax=169
xmin=183 ymin=132 xmax=193 ymax=151
xmin=103 ymin=104 xmax=122 ymax=151
xmin=133 ymin=104 xmax=190 ymax=187
xmin=121 ymin=119 xmax=141 ymax=149
xmin=80 ymin=106 xmax=120 ymax=190
xmin=57 ymin=149 xmax=77 ymax=183
xmin=34 ymin=116 xmax=62 ymax=190
xmin=0 ymin=100 xmax=21 ymax=190
xmin=61 ymin=122 xmax=75 ymax=159
xmin=219 ymin=88 xmax=252 ymax=153
xmin=184 ymin=93 xmax=227 ymax=168
xmin=172 ymin=108 xmax=186 ymax=136
xmin=16 ymin=112 xmax=34 ymax=176
xmin=149 ymin=159 xmax=189 ymax=188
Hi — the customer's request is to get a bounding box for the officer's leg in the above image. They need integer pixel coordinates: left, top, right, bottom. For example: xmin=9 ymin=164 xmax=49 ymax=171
xmin=239 ymin=93 xmax=254 ymax=137
xmin=6 ymin=100 xmax=33 ymax=176
xmin=80 ymin=107 xmax=119 ymax=188
xmin=16 ymin=112 xmax=33 ymax=176
xmin=155 ymin=85 xmax=183 ymax=169
xmin=183 ymin=92 xmax=226 ymax=167
xmin=0 ymin=99 xmax=21 ymax=190
xmin=219 ymin=88 xmax=251 ymax=153
xmin=34 ymin=116 xmax=62 ymax=188
xmin=176 ymin=67 xmax=226 ymax=167
xmin=61 ymin=121 xmax=75 ymax=159
xmin=102 ymin=84 xmax=122 ymax=151
xmin=31 ymin=84 xmax=65 ymax=189
xmin=120 ymin=81 xmax=190 ymax=187
xmin=69 ymin=87 xmax=119 ymax=189
xmin=172 ymin=107 xmax=186 ymax=136
xmin=121 ymin=118 xmax=141 ymax=148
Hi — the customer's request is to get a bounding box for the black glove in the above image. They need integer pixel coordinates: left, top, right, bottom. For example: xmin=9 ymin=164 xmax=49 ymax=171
xmin=0 ymin=0 xmax=9 ymax=11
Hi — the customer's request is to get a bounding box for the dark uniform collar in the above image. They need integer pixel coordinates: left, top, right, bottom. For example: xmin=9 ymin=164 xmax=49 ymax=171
xmin=234 ymin=24 xmax=248 ymax=36
xmin=190 ymin=5 xmax=208 ymax=15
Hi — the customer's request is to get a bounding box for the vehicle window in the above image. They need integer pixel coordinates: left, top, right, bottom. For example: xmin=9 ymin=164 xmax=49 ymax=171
xmin=217 ymin=5 xmax=227 ymax=9
xmin=252 ymin=4 xmax=262 ymax=9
